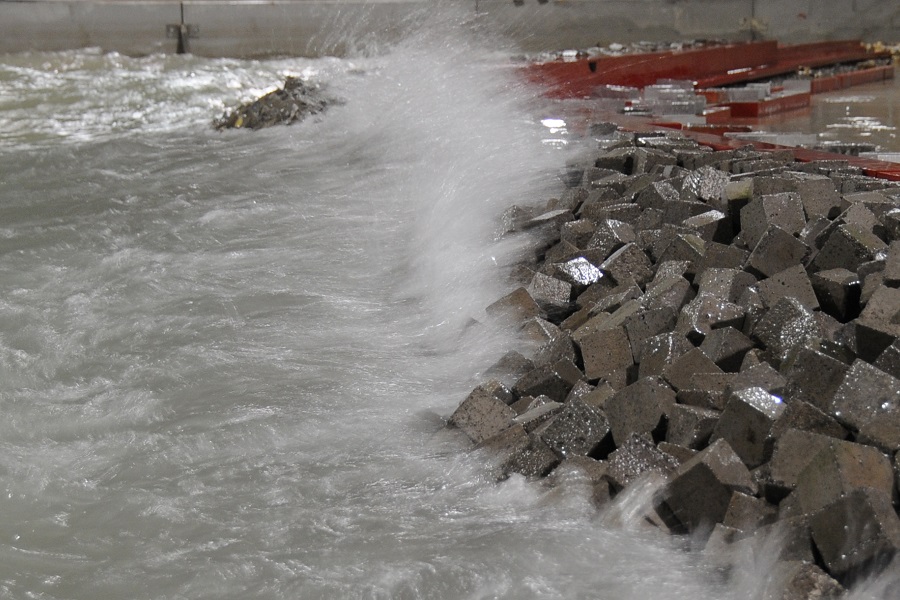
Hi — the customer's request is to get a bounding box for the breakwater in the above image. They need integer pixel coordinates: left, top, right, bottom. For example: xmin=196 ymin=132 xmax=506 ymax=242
xmin=451 ymin=122 xmax=900 ymax=596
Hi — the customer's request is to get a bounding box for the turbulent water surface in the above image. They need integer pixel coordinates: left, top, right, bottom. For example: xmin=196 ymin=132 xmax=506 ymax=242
xmin=0 ymin=7 xmax=896 ymax=600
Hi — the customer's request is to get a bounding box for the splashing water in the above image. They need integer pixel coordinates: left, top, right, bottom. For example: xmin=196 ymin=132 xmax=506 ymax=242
xmin=0 ymin=4 xmax=898 ymax=599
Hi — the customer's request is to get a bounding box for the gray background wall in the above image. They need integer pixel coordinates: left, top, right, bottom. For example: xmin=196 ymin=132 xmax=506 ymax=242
xmin=0 ymin=0 xmax=898 ymax=57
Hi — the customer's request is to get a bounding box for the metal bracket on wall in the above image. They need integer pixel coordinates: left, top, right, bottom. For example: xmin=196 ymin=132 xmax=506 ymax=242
xmin=166 ymin=3 xmax=198 ymax=54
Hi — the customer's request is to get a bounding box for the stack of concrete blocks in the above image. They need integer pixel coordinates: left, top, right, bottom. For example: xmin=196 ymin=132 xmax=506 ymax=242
xmin=449 ymin=126 xmax=900 ymax=598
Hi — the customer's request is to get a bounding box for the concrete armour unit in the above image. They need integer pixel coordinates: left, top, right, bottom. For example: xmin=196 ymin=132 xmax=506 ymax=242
xmin=449 ymin=385 xmax=516 ymax=444
xmin=809 ymin=488 xmax=900 ymax=583
xmin=658 ymin=438 xmax=756 ymax=538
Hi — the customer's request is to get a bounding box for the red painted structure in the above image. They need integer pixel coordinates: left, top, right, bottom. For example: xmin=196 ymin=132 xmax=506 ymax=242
xmin=525 ymin=40 xmax=891 ymax=98
xmin=523 ymin=40 xmax=900 ymax=181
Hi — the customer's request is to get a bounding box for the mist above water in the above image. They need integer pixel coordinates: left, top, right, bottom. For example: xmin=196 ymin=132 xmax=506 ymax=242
xmin=0 ymin=4 xmax=897 ymax=599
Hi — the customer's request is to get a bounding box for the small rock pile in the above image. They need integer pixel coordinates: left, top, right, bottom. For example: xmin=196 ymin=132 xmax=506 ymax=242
xmin=449 ymin=123 xmax=900 ymax=597
xmin=213 ymin=76 xmax=329 ymax=130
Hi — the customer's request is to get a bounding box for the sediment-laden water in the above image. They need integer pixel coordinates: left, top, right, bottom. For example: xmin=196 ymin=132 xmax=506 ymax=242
xmin=0 ymin=6 xmax=896 ymax=599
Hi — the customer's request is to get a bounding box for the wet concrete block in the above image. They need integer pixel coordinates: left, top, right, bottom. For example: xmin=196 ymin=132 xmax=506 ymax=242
xmin=564 ymin=380 xmax=596 ymax=404
xmin=811 ymin=222 xmax=888 ymax=274
xmin=524 ymin=208 xmax=575 ymax=233
xmin=795 ymin=437 xmax=895 ymax=516
xmin=810 ymin=488 xmax=900 ymax=582
xmin=662 ymin=199 xmax=711 ymax=226
xmin=580 ymin=381 xmax=616 ymax=412
xmin=536 ymin=397 xmax=612 ymax=459
xmin=512 ymin=401 xmax=563 ymax=433
xmin=858 ymin=258 xmax=887 ymax=306
xmin=677 ymin=372 xmax=737 ymax=411
xmin=745 ymin=225 xmax=811 ymax=279
xmin=521 ymin=316 xmax=562 ymax=345
xmin=810 ymin=268 xmax=861 ymax=322
xmin=632 ymin=147 xmax=677 ymax=175
xmin=748 ymin=515 xmax=814 ymax=565
xmin=682 ymin=209 xmax=732 ymax=244
xmin=762 ymin=561 xmax=845 ymax=600
xmin=799 ymin=215 xmax=832 ymax=248
xmin=713 ymin=387 xmax=786 ymax=469
xmin=573 ymin=277 xmax=619 ymax=310
xmin=751 ymin=297 xmax=820 ymax=367
xmin=585 ymin=170 xmax=629 ymax=193
xmin=484 ymin=351 xmax=534 ymax=386
xmin=880 ymin=241 xmax=900 ymax=288
xmin=722 ymin=178 xmax=754 ymax=224
xmin=593 ymin=281 xmax=642 ymax=314
xmin=882 ymin=208 xmax=900 ymax=243
xmin=594 ymin=146 xmax=634 ymax=173
xmin=844 ymin=190 xmax=897 ymax=221
xmin=757 ymin=264 xmax=819 ymax=311
xmin=606 ymin=433 xmax=679 ymax=490
xmin=578 ymin=325 xmax=634 ymax=382
xmin=749 ymin=174 xmax=797 ymax=198
xmin=659 ymin=439 xmax=757 ymax=535
xmin=783 ymin=171 xmax=843 ymax=219
xmin=856 ymin=410 xmax=900 ymax=454
xmin=649 ymin=261 xmax=692 ymax=287
xmin=730 ymin=362 xmax=787 ymax=396
xmin=605 ymin=376 xmax=676 ymax=446
xmin=512 ymin=358 xmax=584 ymax=403
xmin=485 ymin=287 xmax=544 ymax=325
xmin=547 ymin=455 xmax=609 ymax=488
xmin=542 ymin=240 xmax=580 ymax=265
xmin=655 ymin=233 xmax=706 ymax=273
xmin=600 ymin=242 xmax=653 ymax=288
xmin=560 ymin=219 xmax=598 ymax=249
xmin=662 ymin=347 xmax=724 ymax=392
xmin=696 ymin=241 xmax=750 ymax=272
xmin=667 ymin=404 xmax=720 ymax=449
xmin=593 ymin=203 xmax=642 ymax=225
xmin=623 ymin=174 xmax=657 ymax=201
xmin=572 ymin=299 xmax=641 ymax=343
xmin=681 ymin=165 xmax=731 ymax=204
xmin=633 ymin=207 xmax=664 ymax=232
xmin=499 ymin=204 xmax=535 ymax=234
xmin=781 ymin=347 xmax=850 ymax=414
xmin=531 ymin=331 xmax=577 ymax=369
xmin=737 ymin=287 xmax=764 ymax=339
xmin=741 ymin=193 xmax=807 ymax=250
xmin=676 ymin=293 xmax=746 ymax=344
xmin=771 ymin=399 xmax=848 ymax=441
xmin=449 ymin=386 xmax=517 ymax=444
xmin=636 ymin=180 xmax=679 ymax=212
xmin=831 ymin=359 xmax=900 ymax=451
xmin=699 ymin=326 xmax=755 ymax=372
xmin=622 ymin=306 xmax=678 ymax=359
xmin=552 ymin=257 xmax=604 ymax=291
xmin=658 ymin=441 xmax=697 ymax=465
xmin=874 ymin=338 xmax=900 ymax=379
xmin=550 ymin=187 xmax=589 ymax=213
xmin=722 ymin=491 xmax=777 ymax=534
xmin=641 ymin=275 xmax=695 ymax=312
xmin=768 ymin=429 xmax=840 ymax=496
xmin=527 ymin=272 xmax=573 ymax=321
xmin=697 ymin=268 xmax=758 ymax=304
xmin=579 ymin=191 xmax=626 ymax=222
xmin=498 ymin=434 xmax=561 ymax=480
xmin=648 ymin=224 xmax=695 ymax=263
xmin=853 ymin=284 xmax=900 ymax=361
xmin=638 ymin=332 xmax=693 ymax=379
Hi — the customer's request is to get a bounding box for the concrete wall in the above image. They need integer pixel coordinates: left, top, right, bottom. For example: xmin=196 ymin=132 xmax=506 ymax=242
xmin=0 ymin=0 xmax=897 ymax=58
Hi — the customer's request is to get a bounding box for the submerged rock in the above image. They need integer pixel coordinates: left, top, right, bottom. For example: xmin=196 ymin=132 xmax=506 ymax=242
xmin=214 ymin=76 xmax=330 ymax=130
